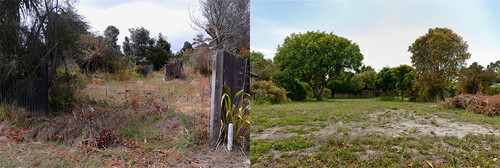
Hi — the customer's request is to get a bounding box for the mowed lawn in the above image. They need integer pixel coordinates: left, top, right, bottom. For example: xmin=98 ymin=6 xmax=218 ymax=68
xmin=250 ymin=99 xmax=500 ymax=167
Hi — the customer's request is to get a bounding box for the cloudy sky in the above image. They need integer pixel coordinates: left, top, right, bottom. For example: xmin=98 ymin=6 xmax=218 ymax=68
xmin=251 ymin=0 xmax=500 ymax=71
xmin=75 ymin=0 xmax=203 ymax=53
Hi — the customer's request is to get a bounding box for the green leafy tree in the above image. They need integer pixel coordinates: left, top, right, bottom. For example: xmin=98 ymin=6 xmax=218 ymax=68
xmin=175 ymin=41 xmax=194 ymax=59
xmin=375 ymin=67 xmax=396 ymax=97
xmin=457 ymin=62 xmax=497 ymax=94
xmin=250 ymin=51 xmax=277 ymax=81
xmin=488 ymin=60 xmax=500 ymax=83
xmin=327 ymin=72 xmax=358 ymax=96
xmin=103 ymin=25 xmax=122 ymax=59
xmin=104 ymin=25 xmax=120 ymax=49
xmin=273 ymin=70 xmax=307 ymax=101
xmin=360 ymin=65 xmax=374 ymax=73
xmin=352 ymin=70 xmax=376 ymax=95
xmin=392 ymin=65 xmax=414 ymax=100
xmin=408 ymin=27 xmax=470 ymax=101
xmin=125 ymin=27 xmax=155 ymax=61
xmin=122 ymin=36 xmax=133 ymax=61
xmin=145 ymin=34 xmax=173 ymax=70
xmin=275 ymin=31 xmax=363 ymax=100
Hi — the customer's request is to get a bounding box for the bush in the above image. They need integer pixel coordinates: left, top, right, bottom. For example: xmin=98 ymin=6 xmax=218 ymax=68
xmin=274 ymin=71 xmax=308 ymax=101
xmin=189 ymin=46 xmax=212 ymax=76
xmin=489 ymin=86 xmax=500 ymax=95
xmin=324 ymin=88 xmax=332 ymax=99
xmin=106 ymin=61 xmax=142 ymax=81
xmin=50 ymin=64 xmax=89 ymax=111
xmin=252 ymin=89 xmax=270 ymax=104
xmin=250 ymin=80 xmax=289 ymax=104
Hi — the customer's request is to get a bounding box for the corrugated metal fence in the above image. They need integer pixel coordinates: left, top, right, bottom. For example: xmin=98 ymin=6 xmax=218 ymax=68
xmin=0 ymin=63 xmax=49 ymax=115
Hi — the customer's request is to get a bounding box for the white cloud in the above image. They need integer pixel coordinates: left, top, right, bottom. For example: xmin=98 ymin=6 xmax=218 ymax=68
xmin=251 ymin=48 xmax=276 ymax=60
xmin=75 ymin=0 xmax=203 ymax=52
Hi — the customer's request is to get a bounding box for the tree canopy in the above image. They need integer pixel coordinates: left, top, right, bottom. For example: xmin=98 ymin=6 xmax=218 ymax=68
xmin=250 ymin=51 xmax=277 ymax=81
xmin=457 ymin=62 xmax=497 ymax=94
xmin=408 ymin=27 xmax=470 ymax=101
xmin=275 ymin=31 xmax=363 ymax=100
xmin=392 ymin=65 xmax=414 ymax=100
xmin=375 ymin=67 xmax=396 ymax=96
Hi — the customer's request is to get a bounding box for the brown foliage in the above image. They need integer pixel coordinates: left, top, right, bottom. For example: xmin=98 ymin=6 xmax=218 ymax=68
xmin=456 ymin=62 xmax=497 ymax=94
xmin=188 ymin=46 xmax=212 ymax=76
xmin=443 ymin=94 xmax=500 ymax=115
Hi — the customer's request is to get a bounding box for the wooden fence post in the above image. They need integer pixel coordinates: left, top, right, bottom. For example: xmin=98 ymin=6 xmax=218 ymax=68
xmin=210 ymin=51 xmax=224 ymax=144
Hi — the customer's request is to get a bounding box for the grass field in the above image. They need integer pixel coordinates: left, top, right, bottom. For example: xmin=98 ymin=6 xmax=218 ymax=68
xmin=0 ymin=71 xmax=249 ymax=167
xmin=251 ymin=99 xmax=500 ymax=167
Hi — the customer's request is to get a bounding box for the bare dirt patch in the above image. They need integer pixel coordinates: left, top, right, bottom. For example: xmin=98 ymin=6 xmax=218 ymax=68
xmin=253 ymin=109 xmax=500 ymax=142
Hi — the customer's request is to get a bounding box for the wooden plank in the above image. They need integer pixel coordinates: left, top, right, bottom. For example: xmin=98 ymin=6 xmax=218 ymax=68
xmin=210 ymin=50 xmax=224 ymax=144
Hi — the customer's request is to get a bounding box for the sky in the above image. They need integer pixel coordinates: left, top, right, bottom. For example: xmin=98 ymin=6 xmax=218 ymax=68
xmin=75 ymin=0 xmax=204 ymax=53
xmin=251 ymin=0 xmax=500 ymax=71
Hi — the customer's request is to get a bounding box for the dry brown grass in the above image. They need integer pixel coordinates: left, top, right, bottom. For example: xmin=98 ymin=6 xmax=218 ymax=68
xmin=444 ymin=94 xmax=500 ymax=115
xmin=0 ymin=70 xmax=249 ymax=167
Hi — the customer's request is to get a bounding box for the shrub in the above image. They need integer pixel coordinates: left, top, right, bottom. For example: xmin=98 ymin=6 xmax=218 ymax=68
xmin=106 ymin=61 xmax=142 ymax=81
xmin=324 ymin=88 xmax=332 ymax=99
xmin=252 ymin=89 xmax=270 ymax=104
xmin=250 ymin=80 xmax=289 ymax=104
xmin=189 ymin=46 xmax=212 ymax=76
xmin=50 ymin=64 xmax=89 ymax=111
xmin=489 ymin=86 xmax=500 ymax=95
xmin=274 ymin=71 xmax=307 ymax=101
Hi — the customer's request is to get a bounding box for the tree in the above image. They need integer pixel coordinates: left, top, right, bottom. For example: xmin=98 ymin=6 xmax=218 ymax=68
xmin=190 ymin=0 xmax=249 ymax=53
xmin=375 ymin=67 xmax=396 ymax=97
xmin=391 ymin=65 xmax=414 ymax=100
xmin=327 ymin=72 xmax=357 ymax=96
xmin=352 ymin=70 xmax=376 ymax=95
xmin=360 ymin=65 xmax=374 ymax=73
xmin=250 ymin=51 xmax=277 ymax=81
xmin=408 ymin=27 xmax=470 ymax=101
xmin=102 ymin=25 xmax=122 ymax=62
xmin=125 ymin=27 xmax=155 ymax=61
xmin=103 ymin=25 xmax=120 ymax=49
xmin=123 ymin=36 xmax=133 ymax=61
xmin=457 ymin=62 xmax=497 ymax=94
xmin=145 ymin=34 xmax=173 ymax=70
xmin=192 ymin=33 xmax=210 ymax=47
xmin=488 ymin=60 xmax=500 ymax=72
xmin=76 ymin=33 xmax=114 ymax=73
xmin=275 ymin=31 xmax=363 ymax=100
xmin=274 ymin=70 xmax=308 ymax=101
xmin=488 ymin=60 xmax=500 ymax=83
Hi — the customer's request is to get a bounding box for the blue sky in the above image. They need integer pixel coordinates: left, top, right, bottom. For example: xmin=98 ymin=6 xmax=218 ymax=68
xmin=75 ymin=0 xmax=203 ymax=52
xmin=251 ymin=0 xmax=500 ymax=71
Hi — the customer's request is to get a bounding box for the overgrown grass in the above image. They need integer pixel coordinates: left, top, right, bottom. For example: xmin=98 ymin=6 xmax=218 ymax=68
xmin=0 ymin=71 xmax=244 ymax=167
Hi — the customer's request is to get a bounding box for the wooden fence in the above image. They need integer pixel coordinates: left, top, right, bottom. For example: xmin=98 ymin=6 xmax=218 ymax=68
xmin=164 ymin=62 xmax=185 ymax=81
xmin=210 ymin=50 xmax=250 ymax=143
xmin=136 ymin=61 xmax=153 ymax=77
xmin=0 ymin=62 xmax=49 ymax=115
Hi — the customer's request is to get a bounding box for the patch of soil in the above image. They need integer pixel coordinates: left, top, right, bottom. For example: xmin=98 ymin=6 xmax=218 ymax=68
xmin=253 ymin=109 xmax=500 ymax=142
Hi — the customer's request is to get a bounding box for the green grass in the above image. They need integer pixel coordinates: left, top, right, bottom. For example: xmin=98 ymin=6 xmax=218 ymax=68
xmin=251 ymin=99 xmax=500 ymax=167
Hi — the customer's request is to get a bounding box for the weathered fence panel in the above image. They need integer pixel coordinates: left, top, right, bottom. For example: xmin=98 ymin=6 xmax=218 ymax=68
xmin=210 ymin=50 xmax=250 ymax=144
xmin=136 ymin=61 xmax=153 ymax=77
xmin=164 ymin=62 xmax=185 ymax=81
xmin=0 ymin=62 xmax=49 ymax=115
